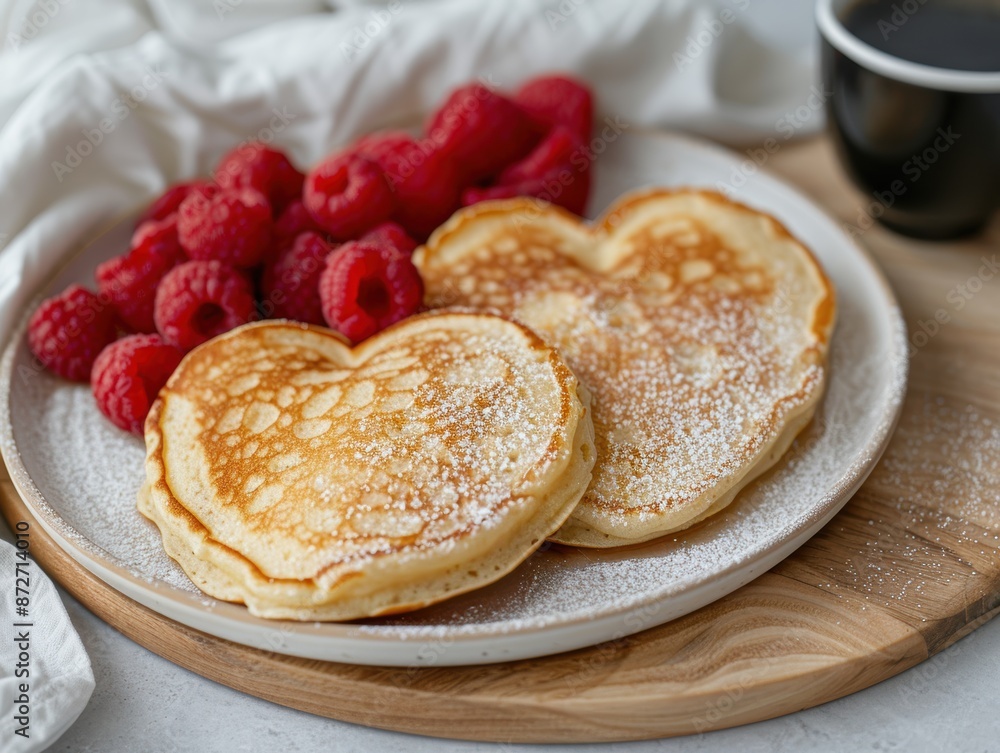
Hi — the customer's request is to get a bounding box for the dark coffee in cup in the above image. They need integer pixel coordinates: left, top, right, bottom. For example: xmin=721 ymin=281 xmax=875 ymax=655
xmin=843 ymin=1 xmax=1000 ymax=72
xmin=817 ymin=0 xmax=1000 ymax=239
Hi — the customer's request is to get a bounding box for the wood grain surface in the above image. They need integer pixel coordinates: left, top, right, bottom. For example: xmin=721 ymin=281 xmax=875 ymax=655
xmin=2 ymin=135 xmax=998 ymax=743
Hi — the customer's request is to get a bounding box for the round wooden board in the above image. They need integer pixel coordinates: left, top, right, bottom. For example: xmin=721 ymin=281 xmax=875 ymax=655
xmin=2 ymin=136 xmax=999 ymax=743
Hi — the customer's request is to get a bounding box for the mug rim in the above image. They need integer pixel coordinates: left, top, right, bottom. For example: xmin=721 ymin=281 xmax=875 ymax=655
xmin=816 ymin=0 xmax=1000 ymax=93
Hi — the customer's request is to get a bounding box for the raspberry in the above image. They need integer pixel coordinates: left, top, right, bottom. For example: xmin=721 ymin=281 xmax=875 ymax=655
xmin=91 ymin=334 xmax=184 ymax=435
xmin=462 ymin=168 xmax=591 ymax=216
xmin=260 ymin=231 xmax=336 ymax=325
xmin=463 ymin=127 xmax=591 ymax=215
xmin=319 ymin=241 xmax=423 ymax=342
xmin=97 ymin=215 xmax=187 ymax=333
xmin=154 ymin=260 xmax=257 ymax=351
xmin=498 ymin=126 xmax=583 ymax=184
xmin=27 ymin=284 xmax=118 ymax=382
xmin=272 ymin=200 xmax=326 ymax=250
xmin=136 ymin=180 xmax=208 ymax=226
xmin=97 ymin=255 xmax=150 ymax=331
xmin=355 ymin=131 xmax=461 ymax=240
xmin=99 ymin=214 xmax=188 ymax=330
xmin=214 ymin=142 xmax=304 ymax=217
xmin=177 ymin=184 xmax=272 ymax=268
xmin=360 ymin=222 xmax=418 ymax=257
xmin=424 ymin=82 xmax=540 ymax=183
xmin=132 ymin=213 xmax=185 ymax=258
xmin=514 ymin=74 xmax=593 ymax=142
xmin=462 ymin=184 xmax=527 ymax=206
xmin=303 ymin=153 xmax=396 ymax=240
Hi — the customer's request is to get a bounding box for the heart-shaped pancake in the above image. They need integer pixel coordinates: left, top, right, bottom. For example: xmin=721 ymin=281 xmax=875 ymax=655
xmin=139 ymin=313 xmax=594 ymax=620
xmin=414 ymin=188 xmax=835 ymax=547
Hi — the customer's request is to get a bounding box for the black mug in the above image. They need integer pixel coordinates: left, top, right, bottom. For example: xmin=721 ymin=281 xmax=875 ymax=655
xmin=817 ymin=0 xmax=1000 ymax=239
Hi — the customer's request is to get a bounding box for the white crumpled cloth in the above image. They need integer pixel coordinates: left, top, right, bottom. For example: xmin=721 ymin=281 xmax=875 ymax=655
xmin=0 ymin=526 xmax=94 ymax=753
xmin=0 ymin=0 xmax=818 ymax=748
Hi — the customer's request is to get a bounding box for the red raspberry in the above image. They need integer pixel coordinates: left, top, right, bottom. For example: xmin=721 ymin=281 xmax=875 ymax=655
xmin=360 ymin=221 xmax=418 ymax=257
xmin=463 ymin=127 xmax=591 ymax=215
xmin=214 ymin=142 xmax=304 ymax=217
xmin=425 ymin=82 xmax=541 ymax=183
xmin=177 ymin=184 xmax=272 ymax=268
xmin=514 ymin=74 xmax=593 ymax=143
xmin=27 ymin=285 xmax=118 ymax=382
xmin=355 ymin=131 xmax=461 ymax=240
xmin=97 ymin=215 xmax=187 ymax=333
xmin=97 ymin=254 xmax=151 ymax=331
xmin=462 ymin=169 xmax=590 ymax=216
xmin=303 ymin=153 xmax=396 ymax=240
xmin=498 ymin=126 xmax=583 ymax=184
xmin=319 ymin=241 xmax=423 ymax=342
xmin=272 ymin=200 xmax=326 ymax=251
xmin=132 ymin=213 xmax=186 ymax=258
xmin=91 ymin=334 xmax=184 ymax=435
xmin=260 ymin=231 xmax=336 ymax=325
xmin=462 ymin=183 xmax=525 ymax=207
xmin=136 ymin=180 xmax=208 ymax=226
xmin=154 ymin=260 xmax=257 ymax=351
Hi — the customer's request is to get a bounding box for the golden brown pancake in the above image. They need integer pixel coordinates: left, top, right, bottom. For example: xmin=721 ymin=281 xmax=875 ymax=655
xmin=138 ymin=313 xmax=595 ymax=619
xmin=413 ymin=188 xmax=836 ymax=547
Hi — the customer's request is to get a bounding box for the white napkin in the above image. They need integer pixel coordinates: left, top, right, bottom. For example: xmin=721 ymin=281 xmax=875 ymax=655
xmin=0 ymin=526 xmax=95 ymax=753
xmin=0 ymin=0 xmax=822 ymax=338
xmin=0 ymin=0 xmax=818 ymax=748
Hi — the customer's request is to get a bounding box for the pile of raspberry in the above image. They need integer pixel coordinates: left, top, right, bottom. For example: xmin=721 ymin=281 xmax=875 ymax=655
xmin=27 ymin=73 xmax=595 ymax=435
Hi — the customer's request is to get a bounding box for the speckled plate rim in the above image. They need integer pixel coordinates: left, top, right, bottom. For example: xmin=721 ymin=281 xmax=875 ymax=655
xmin=0 ymin=130 xmax=908 ymax=667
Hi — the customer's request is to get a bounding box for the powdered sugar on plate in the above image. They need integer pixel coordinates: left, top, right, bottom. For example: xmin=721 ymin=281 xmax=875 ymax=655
xmin=3 ymin=348 xmax=199 ymax=594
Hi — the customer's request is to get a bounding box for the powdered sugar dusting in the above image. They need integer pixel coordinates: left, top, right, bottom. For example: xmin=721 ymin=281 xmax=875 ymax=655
xmin=0 ymin=132 xmax=913 ymax=662
xmin=3 ymin=346 xmax=199 ymax=593
xmin=2 ymin=274 xmax=898 ymax=636
xmin=360 ymin=291 xmax=902 ymax=632
xmin=420 ymin=202 xmax=830 ymax=536
xmin=803 ymin=394 xmax=1000 ymax=623
xmin=153 ymin=319 xmax=577 ymax=583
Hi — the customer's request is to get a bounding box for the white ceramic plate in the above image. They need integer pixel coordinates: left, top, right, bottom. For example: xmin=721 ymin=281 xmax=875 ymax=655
xmin=0 ymin=131 xmax=907 ymax=667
